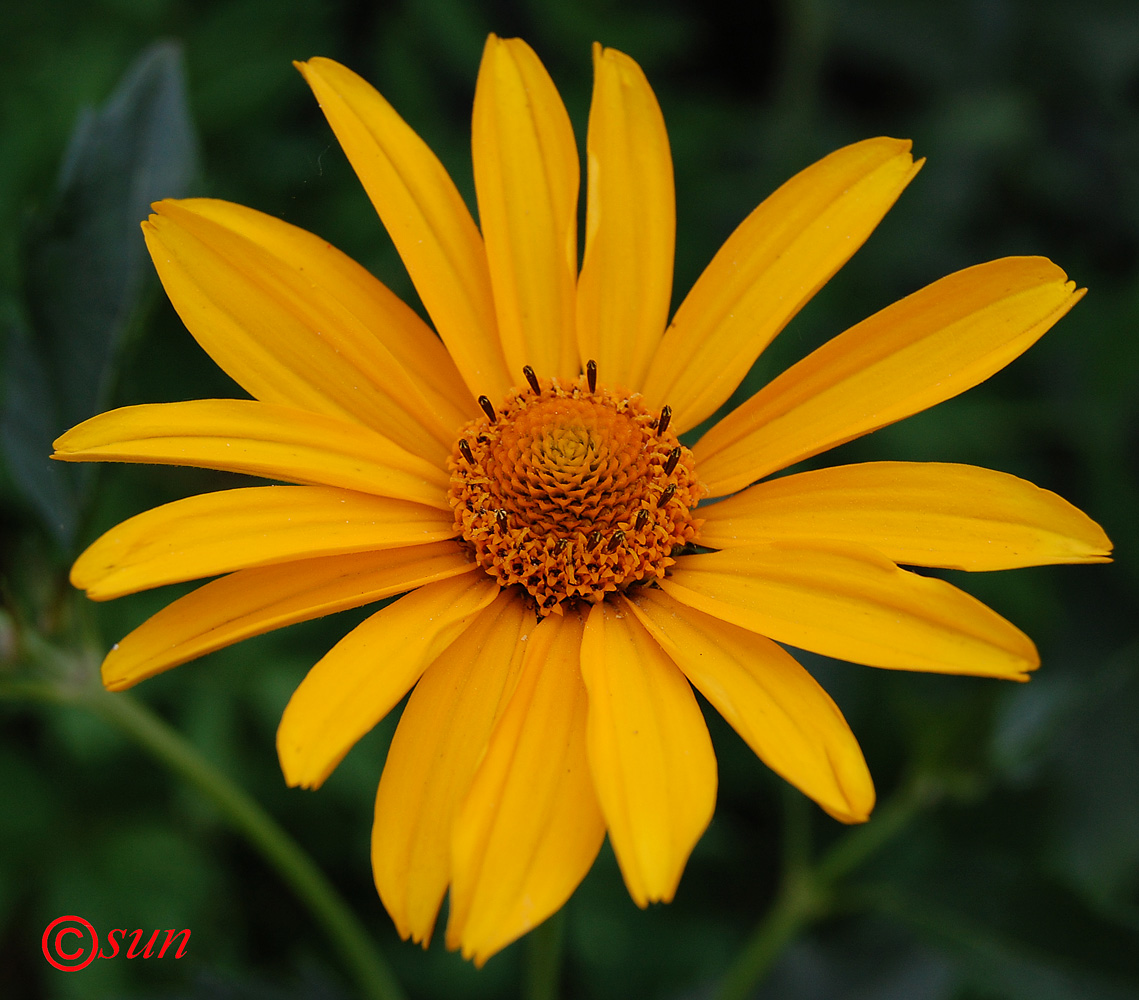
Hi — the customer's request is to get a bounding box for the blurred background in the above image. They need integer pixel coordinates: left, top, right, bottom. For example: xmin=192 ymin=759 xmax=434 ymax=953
xmin=1 ymin=0 xmax=1136 ymax=997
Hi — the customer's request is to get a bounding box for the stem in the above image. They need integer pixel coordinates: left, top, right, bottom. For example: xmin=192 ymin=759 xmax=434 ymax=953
xmin=717 ymin=871 xmax=820 ymax=1000
xmin=95 ymin=692 xmax=405 ymax=1000
xmin=816 ymin=776 xmax=936 ymax=886
xmin=717 ymin=776 xmax=938 ymax=1000
xmin=0 ymin=662 xmax=404 ymax=1000
xmin=525 ymin=909 xmax=566 ymax=1000
xmin=779 ymin=784 xmax=812 ymax=880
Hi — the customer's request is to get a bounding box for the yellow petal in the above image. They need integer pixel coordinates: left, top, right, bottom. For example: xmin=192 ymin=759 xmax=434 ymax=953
xmin=296 ymin=58 xmax=511 ymax=401
xmin=53 ymin=400 xmax=451 ymax=509
xmin=372 ymin=592 xmax=531 ymax=945
xmin=576 ymin=43 xmax=674 ymax=391
xmin=72 ymin=486 xmax=455 ymax=600
xmin=277 ymin=573 xmax=500 ymax=789
xmin=447 ymin=610 xmax=605 ymax=965
xmin=664 ymin=542 xmax=1039 ymax=678
xmin=580 ymin=602 xmax=716 ymax=906
xmin=143 ymin=199 xmax=463 ymax=465
xmin=699 ymin=461 xmax=1113 ymax=570
xmin=101 ymin=542 xmax=475 ymax=691
xmin=164 ymin=197 xmax=473 ymax=452
xmin=472 ymin=36 xmax=579 ymax=381
xmin=641 ymin=137 xmax=921 ymax=431
xmin=622 ymin=589 xmax=874 ymax=824
xmin=695 ymin=257 xmax=1084 ymax=497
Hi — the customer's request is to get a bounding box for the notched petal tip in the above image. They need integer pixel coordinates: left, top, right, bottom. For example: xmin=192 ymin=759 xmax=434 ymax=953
xmin=293 ymin=56 xmax=338 ymax=89
xmin=824 ymin=799 xmax=874 ymax=825
xmin=100 ymin=653 xmax=139 ymax=693
xmin=276 ymin=724 xmax=334 ymax=790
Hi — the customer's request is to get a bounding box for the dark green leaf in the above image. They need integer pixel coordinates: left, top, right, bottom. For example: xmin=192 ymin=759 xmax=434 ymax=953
xmin=1 ymin=42 xmax=198 ymax=546
xmin=0 ymin=309 xmax=78 ymax=539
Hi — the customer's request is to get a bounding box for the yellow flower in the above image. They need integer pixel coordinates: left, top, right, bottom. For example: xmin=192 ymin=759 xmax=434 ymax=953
xmin=54 ymin=36 xmax=1111 ymax=964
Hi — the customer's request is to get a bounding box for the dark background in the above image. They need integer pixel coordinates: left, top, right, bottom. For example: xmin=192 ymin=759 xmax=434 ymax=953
xmin=1 ymin=0 xmax=1136 ymax=997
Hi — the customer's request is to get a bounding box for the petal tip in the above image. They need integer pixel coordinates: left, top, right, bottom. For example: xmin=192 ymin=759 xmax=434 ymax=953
xmin=100 ymin=658 xmax=136 ymax=693
xmin=276 ymin=729 xmax=328 ymax=791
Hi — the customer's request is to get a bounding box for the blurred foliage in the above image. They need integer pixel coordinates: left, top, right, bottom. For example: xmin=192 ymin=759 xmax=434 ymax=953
xmin=1 ymin=0 xmax=1136 ymax=998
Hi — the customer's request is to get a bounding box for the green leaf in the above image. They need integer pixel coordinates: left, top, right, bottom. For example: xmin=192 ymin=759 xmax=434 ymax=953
xmin=1 ymin=41 xmax=198 ymax=546
xmin=0 ymin=308 xmax=78 ymax=539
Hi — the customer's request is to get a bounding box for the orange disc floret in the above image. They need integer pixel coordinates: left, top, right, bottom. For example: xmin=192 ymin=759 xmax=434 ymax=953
xmin=448 ymin=369 xmax=706 ymax=613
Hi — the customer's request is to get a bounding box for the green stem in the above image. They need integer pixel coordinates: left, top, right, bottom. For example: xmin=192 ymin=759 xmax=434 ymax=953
xmin=817 ymin=776 xmax=937 ymax=886
xmin=94 ymin=692 xmax=405 ymax=1000
xmin=717 ymin=870 xmax=820 ymax=1000
xmin=779 ymin=784 xmax=812 ymax=880
xmin=0 ymin=660 xmax=404 ymax=1000
xmin=717 ymin=776 xmax=938 ymax=1000
xmin=525 ymin=908 xmax=566 ymax=1000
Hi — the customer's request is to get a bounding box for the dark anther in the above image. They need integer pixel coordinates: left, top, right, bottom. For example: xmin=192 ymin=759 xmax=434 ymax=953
xmin=658 ymin=405 xmax=672 ymax=435
xmin=607 ymin=530 xmax=626 ymax=553
xmin=495 ymin=509 xmax=508 ymax=528
xmin=588 ymin=529 xmax=604 ymax=550
xmin=523 ymin=365 xmax=541 ymax=394
xmin=657 ymin=484 xmax=677 ymax=507
xmin=458 ymin=439 xmax=475 ymax=464
xmin=663 ymin=446 xmax=681 ymax=477
xmin=478 ymin=395 xmax=497 ymax=423
xmin=586 ymin=359 xmax=598 ymax=393
xmin=634 ymin=510 xmax=649 ymax=531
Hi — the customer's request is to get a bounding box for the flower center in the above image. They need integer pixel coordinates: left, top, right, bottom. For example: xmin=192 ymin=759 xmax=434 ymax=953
xmin=448 ymin=365 xmax=706 ymax=614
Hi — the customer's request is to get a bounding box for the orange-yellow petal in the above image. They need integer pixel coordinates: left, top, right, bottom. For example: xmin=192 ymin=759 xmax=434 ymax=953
xmin=277 ymin=573 xmax=499 ymax=789
xmin=580 ymin=602 xmax=716 ymax=906
xmin=72 ymin=486 xmax=455 ymax=600
xmin=699 ymin=461 xmax=1113 ymax=570
xmin=641 ymin=138 xmax=921 ymax=431
xmin=296 ymin=57 xmax=512 ymax=401
xmin=576 ymin=43 xmax=674 ymax=390
xmin=664 ymin=542 xmax=1039 ymax=678
xmin=447 ymin=611 xmax=605 ymax=965
xmin=143 ymin=199 xmax=462 ymax=465
xmin=101 ymin=542 xmax=475 ymax=691
xmin=472 ymin=35 xmax=579 ymax=381
xmin=372 ymin=592 xmax=531 ymax=945
xmin=695 ymin=257 xmax=1084 ymax=497
xmin=53 ymin=400 xmax=450 ymax=509
xmin=622 ymin=589 xmax=874 ymax=824
xmin=164 ymin=197 xmax=473 ymax=452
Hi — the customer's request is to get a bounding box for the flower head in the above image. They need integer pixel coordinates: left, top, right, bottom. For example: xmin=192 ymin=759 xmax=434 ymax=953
xmin=55 ymin=36 xmax=1111 ymax=963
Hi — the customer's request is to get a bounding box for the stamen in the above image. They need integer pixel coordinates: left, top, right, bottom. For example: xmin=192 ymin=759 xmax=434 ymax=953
xmin=658 ymin=405 xmax=672 ymax=435
xmin=447 ymin=370 xmax=706 ymax=611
